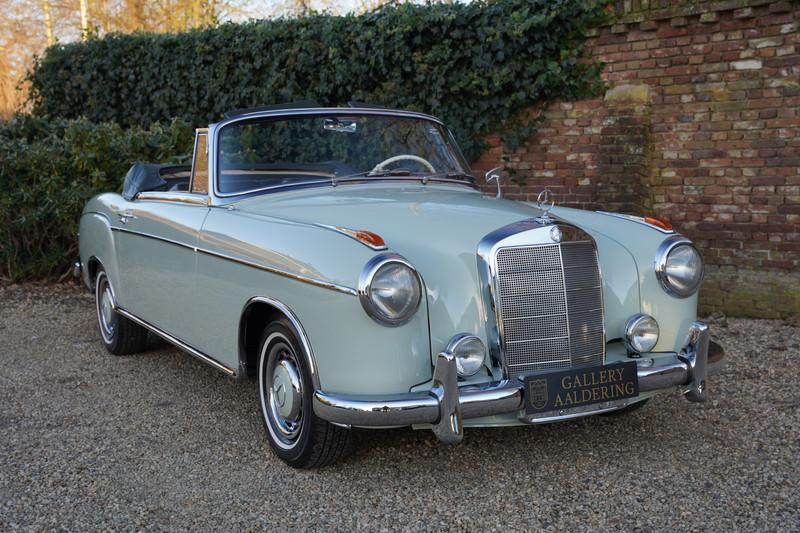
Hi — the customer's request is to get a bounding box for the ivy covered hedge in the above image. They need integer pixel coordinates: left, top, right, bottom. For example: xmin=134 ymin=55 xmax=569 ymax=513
xmin=29 ymin=0 xmax=608 ymax=160
xmin=0 ymin=116 xmax=193 ymax=280
xmin=5 ymin=0 xmax=609 ymax=281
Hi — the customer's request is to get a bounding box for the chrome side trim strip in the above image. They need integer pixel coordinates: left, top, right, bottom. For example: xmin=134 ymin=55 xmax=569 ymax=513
xmin=136 ymin=191 xmax=209 ymax=205
xmin=114 ymin=306 xmax=236 ymax=376
xmin=111 ymin=226 xmax=194 ymax=250
xmin=109 ymin=226 xmax=358 ymax=296
xmin=195 ymin=248 xmax=358 ymax=296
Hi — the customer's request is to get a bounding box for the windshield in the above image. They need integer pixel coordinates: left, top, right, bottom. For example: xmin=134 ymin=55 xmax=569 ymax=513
xmin=216 ymin=113 xmax=471 ymax=195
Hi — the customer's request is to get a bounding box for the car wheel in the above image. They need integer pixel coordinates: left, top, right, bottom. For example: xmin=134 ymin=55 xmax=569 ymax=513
xmin=94 ymin=268 xmax=148 ymax=355
xmin=600 ymin=398 xmax=650 ymax=417
xmin=258 ymin=319 xmax=351 ymax=468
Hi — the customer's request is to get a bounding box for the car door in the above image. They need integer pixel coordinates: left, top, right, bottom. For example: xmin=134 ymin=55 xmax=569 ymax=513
xmin=112 ymin=130 xmax=210 ymax=344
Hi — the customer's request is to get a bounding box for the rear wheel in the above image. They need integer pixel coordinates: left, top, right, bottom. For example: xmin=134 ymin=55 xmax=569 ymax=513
xmin=94 ymin=268 xmax=148 ymax=355
xmin=257 ymin=319 xmax=351 ymax=468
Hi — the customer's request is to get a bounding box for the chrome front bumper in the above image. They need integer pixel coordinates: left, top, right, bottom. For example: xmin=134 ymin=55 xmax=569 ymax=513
xmin=313 ymin=321 xmax=725 ymax=443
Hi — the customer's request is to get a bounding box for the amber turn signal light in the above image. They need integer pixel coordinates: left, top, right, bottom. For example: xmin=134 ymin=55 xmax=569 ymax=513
xmin=353 ymin=230 xmax=386 ymax=249
xmin=335 ymin=227 xmax=387 ymax=250
xmin=644 ymin=216 xmax=673 ymax=231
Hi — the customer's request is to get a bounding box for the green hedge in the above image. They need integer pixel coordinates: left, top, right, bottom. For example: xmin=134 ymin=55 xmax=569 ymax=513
xmin=0 ymin=116 xmax=193 ymax=280
xmin=28 ymin=0 xmax=608 ymax=160
xmin=8 ymin=0 xmax=608 ymax=281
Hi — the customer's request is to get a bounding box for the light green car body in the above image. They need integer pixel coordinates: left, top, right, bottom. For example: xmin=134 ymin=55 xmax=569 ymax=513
xmin=79 ymin=108 xmax=701 ymax=428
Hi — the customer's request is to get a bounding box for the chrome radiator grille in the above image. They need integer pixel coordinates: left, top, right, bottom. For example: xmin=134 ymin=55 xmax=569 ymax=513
xmin=495 ymin=241 xmax=604 ymax=378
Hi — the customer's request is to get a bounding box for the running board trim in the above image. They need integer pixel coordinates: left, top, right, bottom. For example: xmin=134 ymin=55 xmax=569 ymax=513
xmin=115 ymin=306 xmax=236 ymax=377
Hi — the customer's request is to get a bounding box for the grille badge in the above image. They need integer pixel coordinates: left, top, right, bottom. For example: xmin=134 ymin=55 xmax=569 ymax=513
xmin=550 ymin=226 xmax=562 ymax=243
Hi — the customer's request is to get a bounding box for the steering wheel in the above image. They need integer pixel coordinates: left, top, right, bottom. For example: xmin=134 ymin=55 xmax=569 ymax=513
xmin=370 ymin=154 xmax=436 ymax=174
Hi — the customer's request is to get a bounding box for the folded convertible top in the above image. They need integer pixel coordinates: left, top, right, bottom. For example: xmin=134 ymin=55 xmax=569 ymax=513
xmin=121 ymin=163 xmax=191 ymax=201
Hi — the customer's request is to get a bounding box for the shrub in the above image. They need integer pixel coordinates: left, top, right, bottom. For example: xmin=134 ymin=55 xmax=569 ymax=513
xmin=8 ymin=0 xmax=610 ymax=281
xmin=0 ymin=116 xmax=193 ymax=280
xmin=28 ymin=0 xmax=608 ymax=160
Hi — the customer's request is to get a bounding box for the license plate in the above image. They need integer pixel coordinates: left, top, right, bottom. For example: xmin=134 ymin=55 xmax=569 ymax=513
xmin=523 ymin=362 xmax=639 ymax=414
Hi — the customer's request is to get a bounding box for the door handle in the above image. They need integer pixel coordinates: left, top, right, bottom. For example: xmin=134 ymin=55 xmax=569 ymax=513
xmin=118 ymin=210 xmax=137 ymax=224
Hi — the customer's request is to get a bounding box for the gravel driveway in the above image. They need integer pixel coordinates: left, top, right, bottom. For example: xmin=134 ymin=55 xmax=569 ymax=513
xmin=1 ymin=285 xmax=798 ymax=531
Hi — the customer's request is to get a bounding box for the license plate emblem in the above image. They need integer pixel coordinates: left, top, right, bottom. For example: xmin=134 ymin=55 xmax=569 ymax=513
xmin=523 ymin=361 xmax=639 ymax=414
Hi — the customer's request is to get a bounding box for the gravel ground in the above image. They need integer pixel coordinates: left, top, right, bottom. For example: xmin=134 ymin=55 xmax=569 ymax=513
xmin=0 ymin=284 xmax=798 ymax=531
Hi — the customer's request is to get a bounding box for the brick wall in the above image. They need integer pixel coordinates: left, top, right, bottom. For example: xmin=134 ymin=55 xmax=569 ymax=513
xmin=473 ymin=0 xmax=800 ymax=319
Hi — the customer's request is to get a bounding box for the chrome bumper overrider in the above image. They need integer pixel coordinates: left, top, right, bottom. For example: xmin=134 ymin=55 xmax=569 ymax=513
xmin=313 ymin=321 xmax=725 ymax=444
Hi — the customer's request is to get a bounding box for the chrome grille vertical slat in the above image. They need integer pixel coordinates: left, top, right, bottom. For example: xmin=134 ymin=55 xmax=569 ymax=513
xmin=494 ymin=239 xmax=605 ymax=379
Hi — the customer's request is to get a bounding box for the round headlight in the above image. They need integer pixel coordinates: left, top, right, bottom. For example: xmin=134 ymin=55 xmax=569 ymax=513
xmin=446 ymin=334 xmax=486 ymax=377
xmin=655 ymin=237 xmax=704 ymax=298
xmin=624 ymin=313 xmax=660 ymax=353
xmin=359 ymin=254 xmax=422 ymax=326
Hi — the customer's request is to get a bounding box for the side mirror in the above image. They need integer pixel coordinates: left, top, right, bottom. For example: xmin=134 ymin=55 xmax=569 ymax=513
xmin=485 ymin=167 xmax=502 ymax=199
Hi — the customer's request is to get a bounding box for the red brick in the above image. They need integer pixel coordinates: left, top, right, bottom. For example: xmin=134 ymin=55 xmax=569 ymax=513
xmin=469 ymin=3 xmax=800 ymax=317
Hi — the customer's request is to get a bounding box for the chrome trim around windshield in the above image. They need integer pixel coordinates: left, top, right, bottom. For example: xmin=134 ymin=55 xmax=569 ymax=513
xmin=110 ymin=226 xmax=358 ymax=296
xmin=208 ymin=108 xmax=470 ymax=205
xmin=213 ymin=176 xmax=478 ymax=201
xmin=215 ymin=107 xmax=445 ymax=129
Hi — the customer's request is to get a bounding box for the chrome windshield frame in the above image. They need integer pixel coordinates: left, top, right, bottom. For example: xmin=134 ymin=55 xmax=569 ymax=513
xmin=207 ymin=108 xmax=473 ymax=206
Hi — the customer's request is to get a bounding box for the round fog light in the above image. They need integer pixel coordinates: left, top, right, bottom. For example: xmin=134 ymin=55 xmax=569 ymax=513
xmin=446 ymin=334 xmax=486 ymax=377
xmin=624 ymin=314 xmax=659 ymax=353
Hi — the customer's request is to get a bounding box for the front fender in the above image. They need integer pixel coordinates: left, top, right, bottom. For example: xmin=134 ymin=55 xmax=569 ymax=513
xmin=551 ymin=207 xmax=698 ymax=353
xmin=198 ymin=207 xmax=433 ymax=394
xmin=79 ymin=194 xmax=121 ymax=294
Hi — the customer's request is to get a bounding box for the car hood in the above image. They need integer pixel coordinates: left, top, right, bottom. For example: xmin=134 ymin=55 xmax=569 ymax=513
xmin=232 ymin=183 xmax=658 ymax=356
xmin=233 ymin=183 xmax=540 ymax=252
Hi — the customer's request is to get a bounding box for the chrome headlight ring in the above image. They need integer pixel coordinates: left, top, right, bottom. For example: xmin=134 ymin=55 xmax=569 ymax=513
xmin=624 ymin=313 xmax=660 ymax=353
xmin=358 ymin=253 xmax=422 ymax=327
xmin=655 ymin=236 xmax=704 ymax=298
xmin=444 ymin=333 xmax=487 ymax=377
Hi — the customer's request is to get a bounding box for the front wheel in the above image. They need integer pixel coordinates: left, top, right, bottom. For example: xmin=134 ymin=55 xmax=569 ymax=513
xmin=257 ymin=319 xmax=351 ymax=468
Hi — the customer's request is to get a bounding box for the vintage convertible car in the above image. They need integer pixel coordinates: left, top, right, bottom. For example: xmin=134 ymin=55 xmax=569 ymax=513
xmin=77 ymin=104 xmax=725 ymax=468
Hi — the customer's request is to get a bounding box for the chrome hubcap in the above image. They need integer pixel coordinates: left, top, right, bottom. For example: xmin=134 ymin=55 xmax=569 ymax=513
xmin=96 ymin=274 xmax=116 ymax=343
xmin=260 ymin=336 xmax=304 ymax=448
xmin=100 ymin=289 xmax=114 ymax=330
xmin=272 ymin=359 xmax=302 ymax=421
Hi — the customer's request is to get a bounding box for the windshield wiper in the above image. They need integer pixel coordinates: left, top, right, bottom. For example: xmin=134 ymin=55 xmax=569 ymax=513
xmin=337 ymin=169 xmax=413 ymax=180
xmin=424 ymin=172 xmax=476 ymax=182
xmin=330 ymin=170 xmax=476 ymax=188
xmin=337 ymin=170 xmax=473 ymax=180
